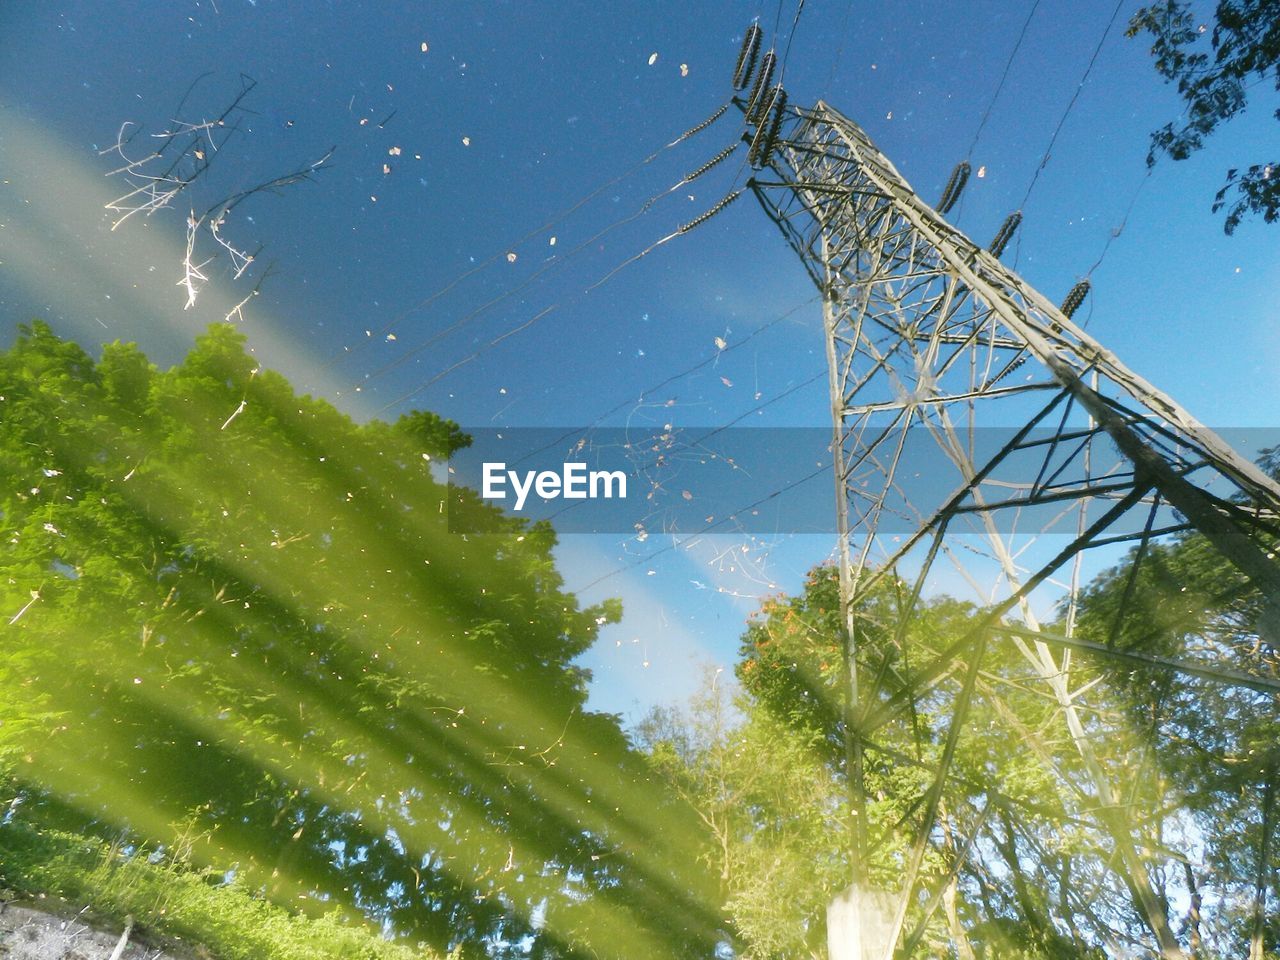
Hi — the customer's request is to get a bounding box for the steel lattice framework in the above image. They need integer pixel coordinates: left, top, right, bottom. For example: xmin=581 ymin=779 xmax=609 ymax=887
xmin=745 ymin=99 xmax=1280 ymax=959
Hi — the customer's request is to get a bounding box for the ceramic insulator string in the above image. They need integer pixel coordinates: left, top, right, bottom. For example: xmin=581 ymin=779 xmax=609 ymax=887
xmin=937 ymin=161 xmax=971 ymax=215
xmin=745 ymin=52 xmax=777 ymax=125
xmin=732 ymin=25 xmax=763 ymax=91
xmin=682 ymin=142 xmax=740 ymax=184
xmin=748 ymin=87 xmax=787 ymax=168
xmin=988 ymin=211 xmax=1022 ymax=258
xmin=679 ymin=189 xmax=744 ymax=234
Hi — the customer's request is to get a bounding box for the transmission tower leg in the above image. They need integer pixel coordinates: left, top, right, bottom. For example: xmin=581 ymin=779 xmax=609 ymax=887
xmin=823 ymin=236 xmax=867 ymax=877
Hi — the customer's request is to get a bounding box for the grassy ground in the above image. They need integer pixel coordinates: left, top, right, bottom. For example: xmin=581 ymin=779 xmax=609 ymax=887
xmin=0 ymin=819 xmax=441 ymax=960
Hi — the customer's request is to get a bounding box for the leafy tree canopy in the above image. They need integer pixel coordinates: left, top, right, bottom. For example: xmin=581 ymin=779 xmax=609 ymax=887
xmin=642 ymin=544 xmax=1280 ymax=958
xmin=0 ymin=320 xmax=719 ymax=960
xmin=1129 ymin=0 xmax=1280 ymax=231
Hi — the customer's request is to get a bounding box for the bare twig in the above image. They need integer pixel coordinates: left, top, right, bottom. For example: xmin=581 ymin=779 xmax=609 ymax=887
xmin=102 ymin=74 xmax=330 ymax=310
xmin=224 ymin=261 xmax=276 ymax=323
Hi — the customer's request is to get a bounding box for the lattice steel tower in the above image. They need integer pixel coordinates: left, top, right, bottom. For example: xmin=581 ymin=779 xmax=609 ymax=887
xmin=730 ymin=52 xmax=1280 ymax=960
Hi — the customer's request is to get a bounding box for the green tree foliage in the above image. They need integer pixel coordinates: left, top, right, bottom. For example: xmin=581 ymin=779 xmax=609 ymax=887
xmin=639 ymin=573 xmax=1000 ymax=958
xmin=642 ymin=550 xmax=1280 ymax=958
xmin=1073 ymin=448 xmax=1280 ymax=958
xmin=730 ymin=573 xmax=1114 ymax=959
xmin=1129 ymin=0 xmax=1280 ymax=231
xmin=0 ymin=321 xmax=720 ymax=959
xmin=635 ymin=668 xmax=847 ymax=959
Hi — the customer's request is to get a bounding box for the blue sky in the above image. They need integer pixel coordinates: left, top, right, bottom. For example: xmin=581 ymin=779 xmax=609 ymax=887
xmin=1 ymin=0 xmax=1277 ymax=719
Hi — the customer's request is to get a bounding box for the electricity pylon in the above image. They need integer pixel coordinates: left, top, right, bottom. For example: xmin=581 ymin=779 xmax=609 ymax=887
xmin=740 ymin=90 xmax=1280 ymax=959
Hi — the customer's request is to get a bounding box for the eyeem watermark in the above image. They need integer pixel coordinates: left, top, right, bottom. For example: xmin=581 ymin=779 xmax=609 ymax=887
xmin=482 ymin=462 xmax=627 ymax=511
xmin=447 ymin=427 xmax=1280 ymax=534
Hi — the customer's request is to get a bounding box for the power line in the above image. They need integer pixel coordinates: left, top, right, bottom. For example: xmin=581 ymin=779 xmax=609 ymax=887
xmin=573 ymin=459 xmax=831 ymax=595
xmin=511 ymin=295 xmax=821 ymax=468
xmin=1086 ymin=165 xmax=1154 ymax=277
xmin=1082 ymin=93 xmax=1202 ymax=279
xmin=966 ymin=0 xmax=1045 ymax=160
xmin=353 ymin=47 xmax=771 ymax=406
xmin=1017 ymin=0 xmax=1127 ymax=214
xmin=323 ymin=99 xmax=733 ymax=371
xmin=359 ymin=137 xmax=751 ymax=405
xmin=543 ymin=363 xmax=829 ymax=529
xmin=359 ymin=188 xmax=671 ymax=393
xmin=371 ymin=182 xmax=757 ymax=415
xmin=822 ymin=0 xmax=857 ymax=95
xmin=770 ymin=0 xmax=787 ymax=50
xmin=778 ymin=0 xmax=808 ymax=84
